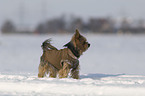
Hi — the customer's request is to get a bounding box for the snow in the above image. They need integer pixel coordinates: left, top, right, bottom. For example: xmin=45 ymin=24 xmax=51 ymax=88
xmin=0 ymin=34 xmax=145 ymax=95
xmin=0 ymin=73 xmax=145 ymax=96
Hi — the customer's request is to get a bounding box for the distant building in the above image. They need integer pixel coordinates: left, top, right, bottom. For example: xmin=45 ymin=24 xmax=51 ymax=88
xmin=88 ymin=18 xmax=114 ymax=33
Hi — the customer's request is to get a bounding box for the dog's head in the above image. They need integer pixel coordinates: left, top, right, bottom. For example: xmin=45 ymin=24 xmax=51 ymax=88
xmin=64 ymin=29 xmax=90 ymax=58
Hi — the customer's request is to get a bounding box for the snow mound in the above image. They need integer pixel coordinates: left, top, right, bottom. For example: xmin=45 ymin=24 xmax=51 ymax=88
xmin=0 ymin=73 xmax=145 ymax=96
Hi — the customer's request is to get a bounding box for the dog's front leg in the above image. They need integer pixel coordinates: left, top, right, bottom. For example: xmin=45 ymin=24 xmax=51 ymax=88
xmin=58 ymin=61 xmax=71 ymax=78
xmin=71 ymin=65 xmax=80 ymax=79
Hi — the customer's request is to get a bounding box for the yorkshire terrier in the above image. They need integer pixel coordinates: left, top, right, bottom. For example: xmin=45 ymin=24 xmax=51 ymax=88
xmin=38 ymin=29 xmax=90 ymax=79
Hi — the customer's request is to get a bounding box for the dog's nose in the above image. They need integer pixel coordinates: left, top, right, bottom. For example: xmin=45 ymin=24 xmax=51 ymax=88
xmin=88 ymin=43 xmax=90 ymax=47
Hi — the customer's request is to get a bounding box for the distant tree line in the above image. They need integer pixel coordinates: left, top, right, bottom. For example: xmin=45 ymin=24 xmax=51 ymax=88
xmin=1 ymin=16 xmax=145 ymax=34
xmin=1 ymin=20 xmax=16 ymax=33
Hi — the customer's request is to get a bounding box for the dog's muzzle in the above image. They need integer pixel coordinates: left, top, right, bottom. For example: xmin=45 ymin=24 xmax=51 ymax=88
xmin=88 ymin=43 xmax=90 ymax=47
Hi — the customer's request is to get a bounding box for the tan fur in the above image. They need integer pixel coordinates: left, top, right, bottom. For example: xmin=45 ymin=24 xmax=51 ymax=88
xmin=58 ymin=61 xmax=71 ymax=78
xmin=38 ymin=29 xmax=90 ymax=79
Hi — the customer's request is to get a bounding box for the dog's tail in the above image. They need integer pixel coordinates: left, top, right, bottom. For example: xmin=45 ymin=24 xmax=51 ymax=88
xmin=41 ymin=39 xmax=58 ymax=51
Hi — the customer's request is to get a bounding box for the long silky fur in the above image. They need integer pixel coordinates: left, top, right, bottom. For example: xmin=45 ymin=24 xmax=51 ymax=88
xmin=42 ymin=39 xmax=58 ymax=51
xmin=38 ymin=29 xmax=90 ymax=79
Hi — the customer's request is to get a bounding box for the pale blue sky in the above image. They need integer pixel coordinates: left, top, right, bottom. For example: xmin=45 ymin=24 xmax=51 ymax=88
xmin=0 ymin=0 xmax=145 ymax=28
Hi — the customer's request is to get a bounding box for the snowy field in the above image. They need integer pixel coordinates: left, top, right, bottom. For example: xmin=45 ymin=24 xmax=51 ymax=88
xmin=0 ymin=34 xmax=145 ymax=96
xmin=0 ymin=73 xmax=145 ymax=96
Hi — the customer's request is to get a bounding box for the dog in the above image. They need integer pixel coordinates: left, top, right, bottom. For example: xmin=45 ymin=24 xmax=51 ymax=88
xmin=38 ymin=29 xmax=90 ymax=79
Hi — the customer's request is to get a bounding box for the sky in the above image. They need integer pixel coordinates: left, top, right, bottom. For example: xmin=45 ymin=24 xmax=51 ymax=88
xmin=0 ymin=0 xmax=145 ymax=29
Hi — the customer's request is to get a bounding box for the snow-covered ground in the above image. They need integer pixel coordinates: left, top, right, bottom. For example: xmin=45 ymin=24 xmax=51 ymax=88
xmin=0 ymin=34 xmax=145 ymax=95
xmin=0 ymin=73 xmax=145 ymax=96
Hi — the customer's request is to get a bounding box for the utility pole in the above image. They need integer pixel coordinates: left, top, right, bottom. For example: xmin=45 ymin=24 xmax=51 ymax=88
xmin=19 ymin=0 xmax=25 ymax=31
xmin=41 ymin=0 xmax=47 ymax=22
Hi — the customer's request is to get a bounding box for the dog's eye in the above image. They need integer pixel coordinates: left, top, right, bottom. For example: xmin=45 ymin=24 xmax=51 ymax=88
xmin=83 ymin=41 xmax=86 ymax=45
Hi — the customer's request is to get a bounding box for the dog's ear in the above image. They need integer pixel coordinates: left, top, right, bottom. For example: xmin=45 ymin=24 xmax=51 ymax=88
xmin=75 ymin=29 xmax=80 ymax=38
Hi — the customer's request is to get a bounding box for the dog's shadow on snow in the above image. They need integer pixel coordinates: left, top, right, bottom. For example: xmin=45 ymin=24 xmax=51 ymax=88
xmin=80 ymin=73 xmax=125 ymax=79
